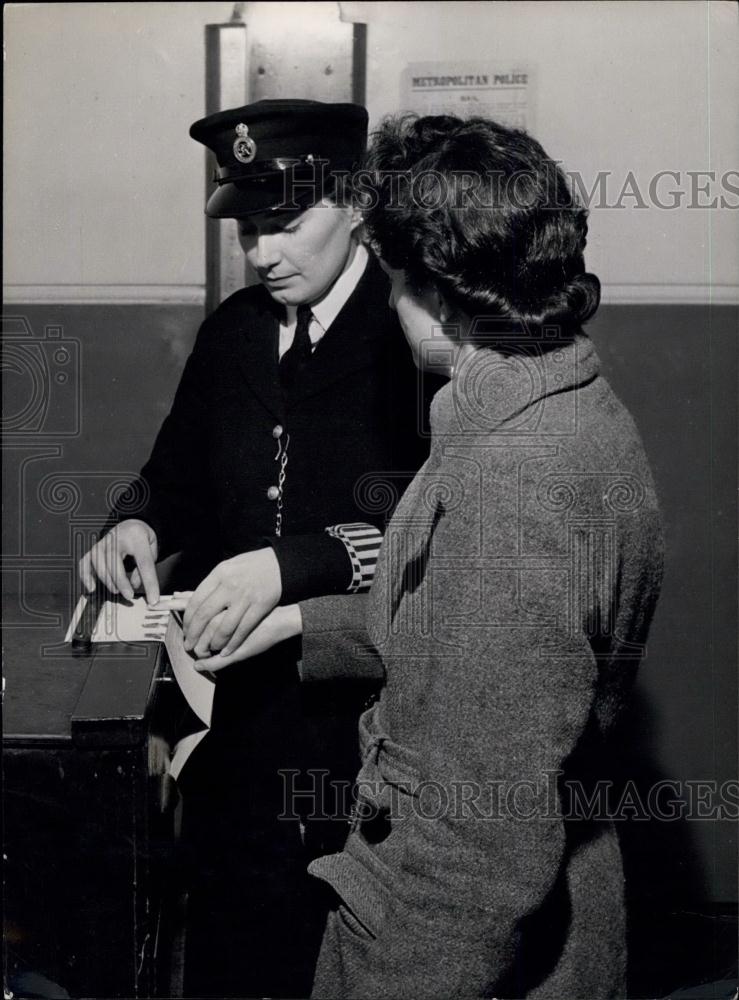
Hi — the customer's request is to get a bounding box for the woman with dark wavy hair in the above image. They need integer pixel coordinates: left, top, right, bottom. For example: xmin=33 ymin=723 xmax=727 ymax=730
xmin=359 ymin=114 xmax=602 ymax=340
xmin=207 ymin=115 xmax=664 ymax=998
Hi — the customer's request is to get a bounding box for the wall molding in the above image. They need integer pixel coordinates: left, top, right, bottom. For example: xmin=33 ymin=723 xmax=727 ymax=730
xmin=600 ymin=284 xmax=739 ymax=306
xmin=2 ymin=284 xmax=206 ymax=306
xmin=3 ymin=282 xmax=738 ymax=308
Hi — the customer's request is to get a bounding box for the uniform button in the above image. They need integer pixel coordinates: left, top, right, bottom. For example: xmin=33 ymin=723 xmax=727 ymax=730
xmin=272 ymin=424 xmax=283 ymax=439
xmin=267 ymin=486 xmax=280 ymax=500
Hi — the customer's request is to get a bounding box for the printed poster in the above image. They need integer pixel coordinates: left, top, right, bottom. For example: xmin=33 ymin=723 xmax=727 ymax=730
xmin=401 ymin=62 xmax=533 ymax=130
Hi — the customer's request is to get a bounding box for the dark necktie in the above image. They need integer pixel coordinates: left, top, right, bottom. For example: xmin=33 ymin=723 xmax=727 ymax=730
xmin=280 ymin=304 xmax=313 ymax=392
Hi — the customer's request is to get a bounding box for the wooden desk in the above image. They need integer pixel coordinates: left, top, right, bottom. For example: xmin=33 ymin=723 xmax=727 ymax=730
xmin=3 ymin=592 xmax=180 ymax=998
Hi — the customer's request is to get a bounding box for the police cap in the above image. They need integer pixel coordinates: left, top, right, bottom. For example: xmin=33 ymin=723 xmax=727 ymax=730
xmin=189 ymin=98 xmax=368 ymax=218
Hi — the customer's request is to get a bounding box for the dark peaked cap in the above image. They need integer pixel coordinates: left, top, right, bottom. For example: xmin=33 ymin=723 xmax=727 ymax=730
xmin=190 ymin=99 xmax=368 ymax=218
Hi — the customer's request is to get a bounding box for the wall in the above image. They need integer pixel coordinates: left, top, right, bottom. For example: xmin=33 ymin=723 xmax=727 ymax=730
xmin=3 ymin=1 xmax=235 ymax=298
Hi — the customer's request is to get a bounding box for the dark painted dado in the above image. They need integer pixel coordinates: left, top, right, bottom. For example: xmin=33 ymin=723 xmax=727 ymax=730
xmin=2 ymin=303 xmax=205 ymax=608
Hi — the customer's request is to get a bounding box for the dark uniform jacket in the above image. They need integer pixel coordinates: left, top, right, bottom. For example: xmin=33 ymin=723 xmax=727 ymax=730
xmin=300 ymin=334 xmax=664 ymax=999
xmin=135 ymin=252 xmax=435 ymax=605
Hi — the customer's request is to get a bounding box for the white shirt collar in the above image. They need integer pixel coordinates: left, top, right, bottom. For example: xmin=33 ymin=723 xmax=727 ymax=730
xmin=309 ymin=241 xmax=369 ymax=334
xmin=280 ymin=242 xmax=369 ymax=352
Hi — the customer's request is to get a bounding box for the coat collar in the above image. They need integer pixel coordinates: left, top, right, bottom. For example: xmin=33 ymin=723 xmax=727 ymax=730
xmin=431 ymin=332 xmax=600 ymax=437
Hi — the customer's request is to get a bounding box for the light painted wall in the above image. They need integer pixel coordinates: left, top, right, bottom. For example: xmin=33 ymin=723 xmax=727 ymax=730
xmin=348 ymin=0 xmax=739 ymax=302
xmin=3 ymin=1 xmax=234 ymax=297
xmin=4 ymin=1 xmax=739 ymax=302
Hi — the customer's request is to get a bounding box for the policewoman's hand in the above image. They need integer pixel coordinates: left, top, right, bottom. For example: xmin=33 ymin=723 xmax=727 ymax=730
xmin=78 ymin=518 xmax=160 ymax=604
xmin=183 ymin=547 xmax=282 ymax=658
xmin=191 ymin=605 xmax=302 ymax=672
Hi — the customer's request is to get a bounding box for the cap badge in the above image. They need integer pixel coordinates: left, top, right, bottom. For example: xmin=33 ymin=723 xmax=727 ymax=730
xmin=233 ymin=123 xmax=257 ymax=165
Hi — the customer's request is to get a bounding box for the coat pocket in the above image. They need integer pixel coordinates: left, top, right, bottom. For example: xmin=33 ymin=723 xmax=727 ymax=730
xmin=336 ymin=902 xmax=375 ymax=942
xmin=308 ymin=850 xmax=384 ymax=940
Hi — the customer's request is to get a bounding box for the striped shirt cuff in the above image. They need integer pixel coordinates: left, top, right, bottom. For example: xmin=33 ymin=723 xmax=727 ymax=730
xmin=325 ymin=523 xmax=383 ymax=593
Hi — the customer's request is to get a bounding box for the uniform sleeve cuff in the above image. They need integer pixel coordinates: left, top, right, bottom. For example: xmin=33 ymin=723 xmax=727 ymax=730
xmin=266 ymin=533 xmax=353 ymax=604
xmin=325 ymin=523 xmax=382 ymax=593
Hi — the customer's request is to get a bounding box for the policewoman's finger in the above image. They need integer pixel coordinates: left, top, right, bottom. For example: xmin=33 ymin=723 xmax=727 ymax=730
xmin=110 ymin=553 xmax=135 ymax=601
xmin=220 ymin=604 xmax=266 ymax=657
xmin=192 ymin=610 xmax=228 ymax=659
xmin=182 ymin=573 xmax=219 ymax=633
xmin=184 ymin=588 xmax=229 ymax=650
xmin=90 ymin=546 xmax=117 ymax=595
xmin=208 ymin=597 xmax=252 ymax=652
xmin=129 ymin=538 xmax=160 ymax=605
xmin=79 ymin=552 xmax=96 ymax=593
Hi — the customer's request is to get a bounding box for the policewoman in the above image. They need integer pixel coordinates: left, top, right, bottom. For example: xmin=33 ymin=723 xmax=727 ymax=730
xmin=79 ymin=100 xmax=441 ymax=997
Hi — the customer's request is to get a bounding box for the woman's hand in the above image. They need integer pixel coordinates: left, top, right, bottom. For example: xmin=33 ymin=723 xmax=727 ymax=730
xmin=78 ymin=519 xmax=160 ymax=603
xmin=191 ymin=605 xmax=302 ymax=673
xmin=182 ymin=548 xmax=282 ymax=657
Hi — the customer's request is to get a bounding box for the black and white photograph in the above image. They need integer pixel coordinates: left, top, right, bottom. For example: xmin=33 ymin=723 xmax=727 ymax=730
xmin=2 ymin=2 xmax=738 ymax=998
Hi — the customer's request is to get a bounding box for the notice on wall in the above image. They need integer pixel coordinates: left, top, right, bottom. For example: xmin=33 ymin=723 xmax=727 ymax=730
xmin=400 ymin=62 xmax=533 ymax=131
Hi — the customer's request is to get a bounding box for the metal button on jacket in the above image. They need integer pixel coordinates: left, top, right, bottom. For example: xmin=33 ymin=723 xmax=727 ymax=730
xmin=267 ymin=485 xmax=280 ymax=500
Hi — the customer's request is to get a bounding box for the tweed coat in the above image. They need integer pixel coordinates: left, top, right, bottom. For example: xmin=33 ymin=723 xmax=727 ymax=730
xmin=299 ymin=333 xmax=664 ymax=999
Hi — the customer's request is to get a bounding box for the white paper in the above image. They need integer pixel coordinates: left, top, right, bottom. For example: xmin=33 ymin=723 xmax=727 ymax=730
xmin=169 ymin=729 xmax=211 ymax=782
xmin=64 ymin=595 xmax=171 ymax=643
xmin=164 ymin=615 xmax=215 ymax=728
xmin=163 ymin=615 xmax=215 ymax=779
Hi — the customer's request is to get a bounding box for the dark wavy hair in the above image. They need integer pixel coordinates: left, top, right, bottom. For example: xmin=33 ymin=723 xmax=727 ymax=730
xmin=359 ymin=114 xmax=600 ymax=338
